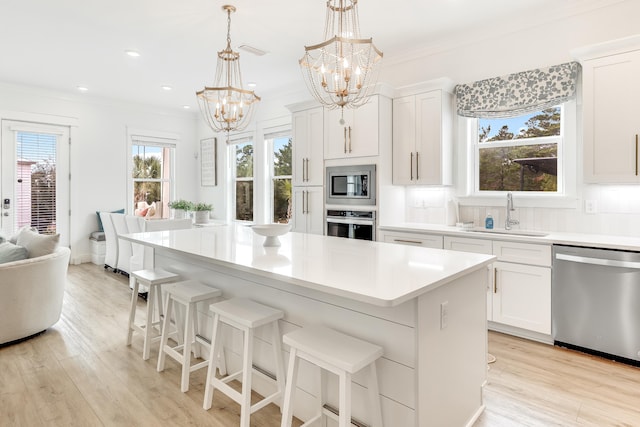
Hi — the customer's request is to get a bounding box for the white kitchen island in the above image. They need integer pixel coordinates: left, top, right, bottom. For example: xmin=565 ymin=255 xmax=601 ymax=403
xmin=123 ymin=225 xmax=495 ymax=427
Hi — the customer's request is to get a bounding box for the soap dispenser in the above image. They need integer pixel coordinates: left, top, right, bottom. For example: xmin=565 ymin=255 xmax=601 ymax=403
xmin=485 ymin=213 xmax=494 ymax=230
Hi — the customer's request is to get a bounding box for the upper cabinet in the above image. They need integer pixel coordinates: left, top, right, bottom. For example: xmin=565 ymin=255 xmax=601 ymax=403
xmin=578 ymin=39 xmax=640 ymax=183
xmin=392 ymin=90 xmax=453 ymax=185
xmin=324 ymin=95 xmax=390 ymax=159
xmin=292 ymin=106 xmax=324 ymax=187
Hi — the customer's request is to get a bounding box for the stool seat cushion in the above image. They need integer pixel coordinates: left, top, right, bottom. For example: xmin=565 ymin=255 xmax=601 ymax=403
xmin=165 ymin=280 xmax=222 ymax=303
xmin=283 ymin=326 xmax=383 ymax=374
xmin=209 ymin=298 xmax=284 ymax=328
xmin=131 ymin=268 xmax=180 ymax=284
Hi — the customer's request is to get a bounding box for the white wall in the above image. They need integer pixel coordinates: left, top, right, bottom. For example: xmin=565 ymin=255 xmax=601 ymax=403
xmin=382 ymin=0 xmax=640 ymax=237
xmin=0 ymin=82 xmax=199 ymax=264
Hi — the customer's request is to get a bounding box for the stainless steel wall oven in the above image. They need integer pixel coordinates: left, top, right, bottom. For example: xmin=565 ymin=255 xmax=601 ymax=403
xmin=326 ymin=210 xmax=375 ymax=241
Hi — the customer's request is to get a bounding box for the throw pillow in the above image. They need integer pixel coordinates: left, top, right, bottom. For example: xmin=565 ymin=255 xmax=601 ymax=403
xmin=16 ymin=228 xmax=60 ymax=258
xmin=0 ymin=242 xmax=29 ymax=264
xmin=96 ymin=208 xmax=125 ymax=232
xmin=9 ymin=226 xmax=38 ymax=244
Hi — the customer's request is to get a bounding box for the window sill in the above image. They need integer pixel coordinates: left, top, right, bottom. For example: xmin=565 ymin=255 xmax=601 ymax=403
xmin=457 ymin=194 xmax=579 ymax=209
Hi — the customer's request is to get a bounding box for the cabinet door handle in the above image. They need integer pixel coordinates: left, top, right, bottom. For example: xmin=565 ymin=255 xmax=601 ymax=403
xmin=416 ymin=152 xmax=420 ymax=181
xmin=494 ymin=267 xmax=497 ymax=293
xmin=410 ymin=152 xmax=414 ymax=180
xmin=302 ymin=190 xmax=306 ymax=214
xmin=305 ymin=158 xmax=309 ymax=182
xmin=393 ymin=239 xmax=422 ymax=245
xmin=348 ymin=126 xmax=352 ymax=153
xmin=305 ymin=190 xmax=309 ymax=214
xmin=302 ymin=158 xmax=306 ymax=182
xmin=636 ymin=134 xmax=638 ymax=176
xmin=344 ymin=127 xmax=347 ymax=153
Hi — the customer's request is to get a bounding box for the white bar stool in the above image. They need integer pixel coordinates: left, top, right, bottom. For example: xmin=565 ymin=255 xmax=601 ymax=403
xmin=157 ymin=280 xmax=222 ymax=392
xmin=126 ymin=268 xmax=180 ymax=360
xmin=203 ymin=298 xmax=286 ymax=427
xmin=281 ymin=326 xmax=384 ymax=427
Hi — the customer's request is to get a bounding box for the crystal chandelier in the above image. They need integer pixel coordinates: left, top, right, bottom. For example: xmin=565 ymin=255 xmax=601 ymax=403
xmin=299 ymin=0 xmax=382 ymax=112
xmin=196 ymin=5 xmax=260 ymax=137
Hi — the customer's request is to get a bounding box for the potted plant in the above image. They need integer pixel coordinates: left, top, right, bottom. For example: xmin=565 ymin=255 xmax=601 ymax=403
xmin=192 ymin=202 xmax=213 ymax=224
xmin=168 ymin=199 xmax=193 ymax=219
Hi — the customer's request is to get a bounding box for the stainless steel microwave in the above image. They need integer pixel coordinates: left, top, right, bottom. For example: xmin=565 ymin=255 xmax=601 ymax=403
xmin=325 ymin=164 xmax=376 ymax=206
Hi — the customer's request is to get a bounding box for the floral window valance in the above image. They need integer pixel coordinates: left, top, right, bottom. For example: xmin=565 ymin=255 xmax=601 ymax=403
xmin=455 ymin=62 xmax=580 ymax=118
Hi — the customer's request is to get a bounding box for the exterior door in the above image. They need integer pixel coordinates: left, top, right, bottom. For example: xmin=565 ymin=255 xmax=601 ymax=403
xmin=1 ymin=120 xmax=70 ymax=246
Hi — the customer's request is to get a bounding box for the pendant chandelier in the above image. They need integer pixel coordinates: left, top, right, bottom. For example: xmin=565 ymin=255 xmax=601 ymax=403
xmin=299 ymin=0 xmax=382 ymax=112
xmin=196 ymin=5 xmax=260 ymax=137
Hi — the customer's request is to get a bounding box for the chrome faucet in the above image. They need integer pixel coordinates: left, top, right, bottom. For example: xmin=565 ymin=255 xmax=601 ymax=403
xmin=505 ymin=192 xmax=519 ymax=230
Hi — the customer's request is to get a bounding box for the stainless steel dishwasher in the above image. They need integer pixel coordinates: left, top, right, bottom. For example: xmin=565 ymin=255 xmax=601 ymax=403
xmin=552 ymin=245 xmax=640 ymax=365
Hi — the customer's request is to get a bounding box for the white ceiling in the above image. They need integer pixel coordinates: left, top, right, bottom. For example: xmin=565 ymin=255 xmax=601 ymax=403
xmin=0 ymin=0 xmax=614 ymax=111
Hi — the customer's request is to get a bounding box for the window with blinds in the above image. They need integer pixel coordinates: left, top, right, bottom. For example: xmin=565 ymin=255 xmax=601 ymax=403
xmin=15 ymin=131 xmax=57 ymax=234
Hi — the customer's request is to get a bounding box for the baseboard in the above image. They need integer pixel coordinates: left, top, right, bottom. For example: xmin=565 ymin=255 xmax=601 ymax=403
xmin=488 ymin=322 xmax=553 ymax=345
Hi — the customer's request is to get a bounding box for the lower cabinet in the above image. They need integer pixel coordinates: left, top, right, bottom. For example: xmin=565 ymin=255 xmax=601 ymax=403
xmin=444 ymin=235 xmax=551 ymax=336
xmin=378 ymin=230 xmax=443 ymax=249
xmin=492 ymin=261 xmax=551 ymax=334
xmin=291 ymin=186 xmax=324 ymax=235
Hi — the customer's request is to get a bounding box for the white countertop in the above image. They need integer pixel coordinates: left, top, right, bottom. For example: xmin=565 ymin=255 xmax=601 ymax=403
xmin=123 ymin=225 xmax=494 ymax=307
xmin=379 ymin=222 xmax=640 ymax=251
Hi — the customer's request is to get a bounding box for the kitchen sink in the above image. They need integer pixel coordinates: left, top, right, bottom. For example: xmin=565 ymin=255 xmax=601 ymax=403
xmin=465 ymin=227 xmax=549 ymax=237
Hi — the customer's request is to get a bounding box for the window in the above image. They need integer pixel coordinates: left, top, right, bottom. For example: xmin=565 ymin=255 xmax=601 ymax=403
xmin=269 ymin=135 xmax=292 ymax=223
xmin=128 ymin=130 xmax=177 ymax=219
xmin=233 ymin=140 xmax=254 ymax=221
xmin=475 ymin=107 xmax=562 ymax=193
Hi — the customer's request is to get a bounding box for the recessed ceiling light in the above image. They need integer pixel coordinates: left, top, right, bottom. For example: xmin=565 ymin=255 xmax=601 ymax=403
xmin=125 ymin=50 xmax=140 ymax=57
xmin=182 ymin=105 xmax=191 ymax=109
xmin=161 ymin=85 xmax=172 ymax=91
xmin=76 ymin=86 xmax=88 ymax=92
xmin=247 ymin=82 xmax=257 ymax=88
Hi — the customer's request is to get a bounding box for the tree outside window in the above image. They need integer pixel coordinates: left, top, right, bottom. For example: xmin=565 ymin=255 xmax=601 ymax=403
xmin=234 ymin=141 xmax=254 ymax=221
xmin=271 ymin=136 xmax=292 ymax=223
xmin=477 ymin=107 xmax=561 ymax=192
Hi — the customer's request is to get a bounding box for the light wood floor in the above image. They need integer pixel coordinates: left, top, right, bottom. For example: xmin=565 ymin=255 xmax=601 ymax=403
xmin=2 ymin=263 xmax=640 ymax=426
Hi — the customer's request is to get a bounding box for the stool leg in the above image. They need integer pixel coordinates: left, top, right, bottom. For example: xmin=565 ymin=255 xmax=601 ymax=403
xmin=142 ymin=282 xmax=156 ymax=360
xmin=157 ymin=295 xmax=173 ymax=372
xmin=240 ymin=327 xmax=254 ymax=427
xmin=191 ymin=303 xmax=201 ymax=359
xmin=181 ymin=302 xmax=194 ymax=392
xmin=126 ymin=276 xmax=139 ymax=346
xmin=280 ymin=348 xmax=299 ymax=427
xmin=271 ymin=320 xmax=285 ymax=407
xmin=203 ymin=313 xmax=221 ymax=410
xmin=368 ymin=361 xmax=383 ymax=427
xmin=155 ymin=283 xmax=165 ymax=332
xmin=338 ymin=371 xmax=352 ymax=427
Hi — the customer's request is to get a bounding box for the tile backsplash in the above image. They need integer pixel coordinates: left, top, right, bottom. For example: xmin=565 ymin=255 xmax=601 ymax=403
xmin=404 ymin=185 xmax=640 ymax=238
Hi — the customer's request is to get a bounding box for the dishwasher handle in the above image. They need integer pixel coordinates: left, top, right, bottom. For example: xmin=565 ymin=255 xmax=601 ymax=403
xmin=555 ymin=253 xmax=640 ymax=269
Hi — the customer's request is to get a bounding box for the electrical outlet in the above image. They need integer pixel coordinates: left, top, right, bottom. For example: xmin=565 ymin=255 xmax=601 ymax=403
xmin=585 ymin=199 xmax=598 ymax=214
xmin=440 ymin=301 xmax=449 ymax=330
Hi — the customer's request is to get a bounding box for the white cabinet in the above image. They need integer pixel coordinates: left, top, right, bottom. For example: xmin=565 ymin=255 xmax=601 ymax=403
xmin=378 ymin=230 xmax=443 ymax=249
xmin=324 ymin=95 xmax=386 ymax=159
xmin=581 ymin=48 xmax=640 ymax=183
xmin=291 ymin=186 xmax=324 ymax=235
xmin=392 ymin=90 xmax=452 ymax=185
xmin=292 ymin=107 xmax=324 ymax=186
xmin=444 ymin=236 xmax=551 ymax=335
xmin=492 ymin=261 xmax=551 ymax=334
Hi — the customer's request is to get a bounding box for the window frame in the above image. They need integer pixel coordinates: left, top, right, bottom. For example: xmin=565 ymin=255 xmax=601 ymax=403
xmin=126 ymin=129 xmax=177 ymax=218
xmin=267 ymin=133 xmax=292 ymax=224
xmin=473 ymin=105 xmax=564 ymax=195
xmin=229 ymin=136 xmax=255 ymax=223
xmin=459 ymin=100 xmax=578 ymax=209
